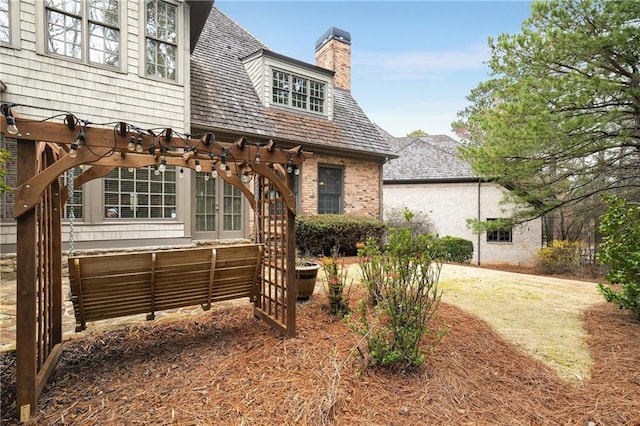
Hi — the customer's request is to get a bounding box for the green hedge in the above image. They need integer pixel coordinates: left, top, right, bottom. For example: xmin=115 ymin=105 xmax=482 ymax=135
xmin=440 ymin=236 xmax=474 ymax=263
xmin=296 ymin=214 xmax=387 ymax=256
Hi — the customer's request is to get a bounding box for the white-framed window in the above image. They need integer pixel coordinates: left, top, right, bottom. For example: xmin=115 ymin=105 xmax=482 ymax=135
xmin=318 ymin=165 xmax=342 ymax=214
xmin=145 ymin=0 xmax=178 ymax=81
xmin=273 ymin=70 xmax=325 ymax=114
xmin=44 ymin=0 xmax=121 ymax=67
xmin=104 ymin=166 xmax=177 ymax=219
xmin=0 ymin=0 xmax=20 ymax=48
xmin=486 ymin=218 xmax=513 ymax=243
xmin=0 ymin=0 xmax=10 ymax=44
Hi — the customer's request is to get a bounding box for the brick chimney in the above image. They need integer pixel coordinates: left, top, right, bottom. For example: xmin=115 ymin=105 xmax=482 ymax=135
xmin=315 ymin=27 xmax=351 ymax=91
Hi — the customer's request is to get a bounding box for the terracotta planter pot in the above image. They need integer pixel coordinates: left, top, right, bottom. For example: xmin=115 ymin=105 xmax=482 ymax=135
xmin=295 ymin=262 xmax=321 ymax=299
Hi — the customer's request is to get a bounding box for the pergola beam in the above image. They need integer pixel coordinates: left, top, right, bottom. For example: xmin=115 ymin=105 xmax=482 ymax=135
xmin=2 ymin=116 xmax=309 ymax=165
xmin=4 ymin=116 xmax=311 ymax=217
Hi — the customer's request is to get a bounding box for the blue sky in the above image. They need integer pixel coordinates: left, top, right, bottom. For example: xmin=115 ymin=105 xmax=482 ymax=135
xmin=214 ymin=1 xmax=533 ymax=139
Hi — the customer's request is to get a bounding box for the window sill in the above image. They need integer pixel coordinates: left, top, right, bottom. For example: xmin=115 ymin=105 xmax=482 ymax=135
xmin=36 ymin=51 xmax=126 ymax=74
xmin=140 ymin=73 xmax=183 ymax=87
xmin=268 ymin=103 xmax=329 ymax=120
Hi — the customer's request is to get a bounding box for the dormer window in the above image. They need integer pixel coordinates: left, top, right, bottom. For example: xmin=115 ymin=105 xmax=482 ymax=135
xmin=243 ymin=49 xmax=333 ymax=118
xmin=272 ymin=69 xmax=325 ymax=114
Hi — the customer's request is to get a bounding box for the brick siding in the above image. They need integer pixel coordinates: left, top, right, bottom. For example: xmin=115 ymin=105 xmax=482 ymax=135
xmin=300 ymin=155 xmax=380 ymax=218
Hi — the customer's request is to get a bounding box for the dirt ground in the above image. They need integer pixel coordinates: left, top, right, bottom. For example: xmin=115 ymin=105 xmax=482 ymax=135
xmin=1 ymin=264 xmax=639 ymax=425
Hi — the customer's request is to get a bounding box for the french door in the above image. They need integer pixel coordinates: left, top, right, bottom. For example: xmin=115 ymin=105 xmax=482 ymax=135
xmin=193 ymin=173 xmax=245 ymax=239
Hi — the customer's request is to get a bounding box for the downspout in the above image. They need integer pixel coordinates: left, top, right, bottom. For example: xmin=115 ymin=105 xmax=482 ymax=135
xmin=379 ymin=162 xmax=385 ymax=220
xmin=477 ymin=179 xmax=481 ymax=266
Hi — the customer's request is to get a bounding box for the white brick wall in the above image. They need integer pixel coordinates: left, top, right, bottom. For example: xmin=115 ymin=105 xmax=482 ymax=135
xmin=383 ymin=182 xmax=542 ymax=267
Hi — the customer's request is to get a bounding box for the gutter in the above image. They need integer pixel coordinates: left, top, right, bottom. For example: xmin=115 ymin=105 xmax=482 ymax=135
xmin=191 ymin=122 xmax=397 ymax=163
xmin=383 ymin=177 xmax=484 ymax=185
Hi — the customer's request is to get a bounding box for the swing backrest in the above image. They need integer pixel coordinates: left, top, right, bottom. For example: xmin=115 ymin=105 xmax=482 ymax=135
xmin=68 ymin=244 xmax=264 ymax=331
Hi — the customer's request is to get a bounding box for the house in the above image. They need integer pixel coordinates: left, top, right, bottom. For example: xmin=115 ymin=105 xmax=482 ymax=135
xmin=188 ymin=9 xmax=394 ymax=241
xmin=0 ymin=2 xmax=392 ymax=253
xmin=380 ymin=128 xmax=542 ymax=267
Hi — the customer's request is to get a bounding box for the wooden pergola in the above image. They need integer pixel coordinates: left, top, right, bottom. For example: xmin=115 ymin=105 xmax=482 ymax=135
xmin=1 ymin=110 xmax=310 ymax=421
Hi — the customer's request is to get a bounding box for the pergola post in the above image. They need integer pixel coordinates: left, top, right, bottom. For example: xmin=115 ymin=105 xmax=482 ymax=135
xmin=286 ymin=207 xmax=297 ymax=336
xmin=16 ymin=139 xmax=37 ymax=421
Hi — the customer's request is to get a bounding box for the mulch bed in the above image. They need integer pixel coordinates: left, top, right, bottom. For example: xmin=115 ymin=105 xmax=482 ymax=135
xmin=1 ymin=286 xmax=639 ymax=425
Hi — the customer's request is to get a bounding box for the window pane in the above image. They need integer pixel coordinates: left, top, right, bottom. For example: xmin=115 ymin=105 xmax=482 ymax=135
xmin=195 ymin=173 xmax=216 ymax=232
xmin=0 ymin=0 xmax=9 ymax=43
xmin=291 ymin=76 xmax=307 ymax=109
xmin=89 ymin=0 xmax=119 ymax=26
xmin=47 ymin=10 xmax=82 ymax=59
xmin=271 ymin=71 xmax=325 ymax=114
xmin=318 ymin=166 xmax=342 ymax=214
xmin=89 ymin=23 xmax=119 ymax=66
xmin=272 ymin=71 xmax=289 ymax=105
xmin=156 ymin=0 xmax=176 ymax=43
xmin=146 ymin=0 xmax=156 ymax=37
xmin=46 ymin=0 xmax=120 ymax=66
xmin=486 ymin=218 xmax=513 ymax=242
xmin=222 ymin=181 xmax=241 ymax=231
xmin=145 ymin=0 xmax=177 ymax=79
xmin=47 ymin=0 xmax=81 ymax=15
xmin=146 ymin=39 xmax=176 ymax=79
xmin=146 ymin=39 xmax=158 ymax=74
xmin=310 ymin=81 xmax=325 ymax=113
xmin=104 ymin=166 xmax=176 ymax=219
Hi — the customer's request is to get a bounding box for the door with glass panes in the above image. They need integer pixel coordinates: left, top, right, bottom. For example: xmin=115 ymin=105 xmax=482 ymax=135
xmin=193 ymin=172 xmax=245 ymax=239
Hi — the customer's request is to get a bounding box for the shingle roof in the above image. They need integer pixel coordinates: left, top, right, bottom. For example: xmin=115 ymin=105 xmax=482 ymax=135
xmin=379 ymin=127 xmax=477 ymax=181
xmin=190 ymin=8 xmax=394 ymax=159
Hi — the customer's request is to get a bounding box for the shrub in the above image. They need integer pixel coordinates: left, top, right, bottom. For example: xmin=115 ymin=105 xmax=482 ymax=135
xmin=322 ymin=247 xmax=351 ymax=317
xmin=296 ymin=214 xmax=386 ymax=256
xmin=357 ymin=237 xmax=384 ymax=306
xmin=597 ymin=196 xmax=640 ymax=319
xmin=385 ymin=206 xmax=436 ymax=236
xmin=350 ymin=226 xmax=447 ymax=371
xmin=536 ymin=240 xmax=583 ymax=275
xmin=440 ymin=236 xmax=473 ymax=263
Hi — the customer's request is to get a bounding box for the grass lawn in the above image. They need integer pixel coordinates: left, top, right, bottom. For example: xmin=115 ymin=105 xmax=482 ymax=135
xmin=437 ymin=264 xmax=603 ymax=381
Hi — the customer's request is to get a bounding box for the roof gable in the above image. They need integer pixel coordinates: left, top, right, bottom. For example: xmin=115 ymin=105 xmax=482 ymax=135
xmin=190 ymin=8 xmax=393 ymax=159
xmin=381 ymin=130 xmax=476 ymax=181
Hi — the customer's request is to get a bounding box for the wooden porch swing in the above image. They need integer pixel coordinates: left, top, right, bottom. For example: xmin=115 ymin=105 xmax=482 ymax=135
xmin=1 ymin=108 xmax=310 ymax=421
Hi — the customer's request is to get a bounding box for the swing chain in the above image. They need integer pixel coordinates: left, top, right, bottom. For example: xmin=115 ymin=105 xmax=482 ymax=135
xmin=67 ymin=168 xmax=75 ymax=256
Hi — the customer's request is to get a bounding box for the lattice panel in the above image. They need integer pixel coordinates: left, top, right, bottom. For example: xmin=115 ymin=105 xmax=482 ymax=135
xmin=254 ymin=174 xmax=295 ymax=335
xmin=16 ymin=142 xmax=64 ymax=419
xmin=34 ymin=144 xmax=63 ymax=374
